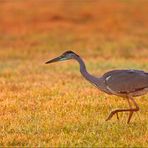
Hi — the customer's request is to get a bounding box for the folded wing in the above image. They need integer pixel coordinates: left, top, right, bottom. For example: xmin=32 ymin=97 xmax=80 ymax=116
xmin=103 ymin=70 xmax=148 ymax=93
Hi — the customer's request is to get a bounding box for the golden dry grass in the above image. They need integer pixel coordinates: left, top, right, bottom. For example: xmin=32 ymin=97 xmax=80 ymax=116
xmin=0 ymin=0 xmax=148 ymax=147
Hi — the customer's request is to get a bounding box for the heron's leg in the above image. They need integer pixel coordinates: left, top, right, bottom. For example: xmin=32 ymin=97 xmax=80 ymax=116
xmin=116 ymin=112 xmax=119 ymax=120
xmin=116 ymin=98 xmax=132 ymax=121
xmin=106 ymin=98 xmax=130 ymax=121
xmin=106 ymin=96 xmax=139 ymax=123
xmin=127 ymin=97 xmax=133 ymax=123
xmin=127 ymin=96 xmax=139 ymax=123
xmin=116 ymin=98 xmax=131 ymax=120
xmin=106 ymin=108 xmax=132 ymax=122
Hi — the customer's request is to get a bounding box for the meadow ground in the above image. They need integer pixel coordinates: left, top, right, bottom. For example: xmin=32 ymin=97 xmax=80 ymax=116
xmin=0 ymin=0 xmax=148 ymax=147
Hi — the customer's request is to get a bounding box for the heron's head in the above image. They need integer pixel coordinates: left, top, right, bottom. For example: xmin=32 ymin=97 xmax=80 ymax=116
xmin=45 ymin=50 xmax=79 ymax=64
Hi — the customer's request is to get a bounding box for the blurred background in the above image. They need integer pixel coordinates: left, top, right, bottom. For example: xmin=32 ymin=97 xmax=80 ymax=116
xmin=0 ymin=0 xmax=148 ymax=60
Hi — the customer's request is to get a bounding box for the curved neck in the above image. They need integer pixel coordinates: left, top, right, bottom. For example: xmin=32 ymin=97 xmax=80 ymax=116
xmin=74 ymin=56 xmax=98 ymax=86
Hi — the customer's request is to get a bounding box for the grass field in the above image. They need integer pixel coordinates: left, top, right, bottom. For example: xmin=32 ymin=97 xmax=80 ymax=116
xmin=0 ymin=0 xmax=148 ymax=147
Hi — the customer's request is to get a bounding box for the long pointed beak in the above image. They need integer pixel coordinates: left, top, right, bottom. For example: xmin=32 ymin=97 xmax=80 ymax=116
xmin=45 ymin=56 xmax=62 ymax=64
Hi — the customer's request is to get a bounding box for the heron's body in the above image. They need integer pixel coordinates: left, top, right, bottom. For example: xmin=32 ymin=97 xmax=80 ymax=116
xmin=101 ymin=69 xmax=148 ymax=97
xmin=46 ymin=50 xmax=148 ymax=123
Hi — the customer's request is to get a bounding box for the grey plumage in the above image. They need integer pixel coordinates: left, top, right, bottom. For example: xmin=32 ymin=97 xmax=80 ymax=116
xmin=103 ymin=70 xmax=148 ymax=96
xmin=46 ymin=50 xmax=148 ymax=123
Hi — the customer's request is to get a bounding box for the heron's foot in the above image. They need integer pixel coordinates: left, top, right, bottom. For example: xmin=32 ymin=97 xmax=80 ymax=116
xmin=106 ymin=108 xmax=139 ymax=123
xmin=116 ymin=112 xmax=119 ymax=120
xmin=105 ymin=110 xmax=118 ymax=121
xmin=106 ymin=97 xmax=140 ymax=123
xmin=127 ymin=111 xmax=135 ymax=124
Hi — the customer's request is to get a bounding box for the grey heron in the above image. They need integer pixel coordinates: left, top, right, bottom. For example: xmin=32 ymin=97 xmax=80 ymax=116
xmin=45 ymin=50 xmax=148 ymax=123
